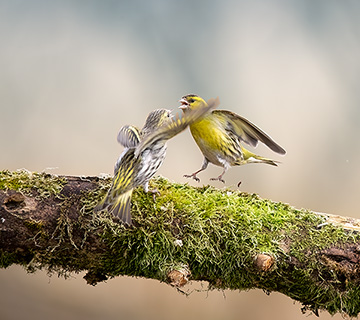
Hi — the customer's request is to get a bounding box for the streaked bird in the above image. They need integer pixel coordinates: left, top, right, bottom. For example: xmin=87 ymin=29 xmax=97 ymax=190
xmin=179 ymin=94 xmax=286 ymax=183
xmin=95 ymin=98 xmax=219 ymax=225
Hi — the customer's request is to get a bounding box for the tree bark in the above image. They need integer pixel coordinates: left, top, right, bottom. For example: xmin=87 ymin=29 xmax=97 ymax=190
xmin=0 ymin=170 xmax=360 ymax=317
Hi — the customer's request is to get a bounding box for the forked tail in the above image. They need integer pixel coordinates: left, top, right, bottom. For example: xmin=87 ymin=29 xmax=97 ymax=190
xmin=94 ymin=189 xmax=133 ymax=225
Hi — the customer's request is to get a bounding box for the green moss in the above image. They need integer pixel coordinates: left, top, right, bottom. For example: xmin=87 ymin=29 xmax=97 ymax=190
xmin=79 ymin=176 xmax=112 ymax=216
xmin=0 ymin=251 xmax=20 ymax=268
xmin=2 ymin=173 xmax=359 ymax=316
xmin=0 ymin=169 xmax=66 ymax=198
xmin=95 ymin=176 xmax=360 ymax=316
xmin=0 ymin=250 xmax=35 ymax=269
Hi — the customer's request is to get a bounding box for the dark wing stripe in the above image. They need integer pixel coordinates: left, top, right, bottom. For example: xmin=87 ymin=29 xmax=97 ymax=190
xmin=117 ymin=125 xmax=141 ymax=148
xmin=214 ymin=110 xmax=286 ymax=155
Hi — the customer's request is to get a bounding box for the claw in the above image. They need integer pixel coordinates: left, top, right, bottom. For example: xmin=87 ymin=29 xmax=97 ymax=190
xmin=184 ymin=174 xmax=200 ymax=182
xmin=210 ymin=176 xmax=225 ymax=183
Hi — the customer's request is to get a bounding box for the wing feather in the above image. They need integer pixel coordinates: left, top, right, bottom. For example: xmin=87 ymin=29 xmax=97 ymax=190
xmin=134 ymin=97 xmax=220 ymax=157
xmin=213 ymin=110 xmax=286 ymax=154
xmin=117 ymin=125 xmax=141 ymax=148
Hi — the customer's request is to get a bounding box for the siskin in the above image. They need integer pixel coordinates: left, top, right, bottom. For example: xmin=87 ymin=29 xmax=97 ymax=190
xmin=179 ymin=94 xmax=286 ymax=183
xmin=95 ymin=98 xmax=219 ymax=225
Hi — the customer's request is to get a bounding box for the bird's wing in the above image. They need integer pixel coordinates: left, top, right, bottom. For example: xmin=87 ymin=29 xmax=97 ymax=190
xmin=117 ymin=125 xmax=141 ymax=148
xmin=134 ymin=97 xmax=220 ymax=157
xmin=213 ymin=110 xmax=286 ymax=155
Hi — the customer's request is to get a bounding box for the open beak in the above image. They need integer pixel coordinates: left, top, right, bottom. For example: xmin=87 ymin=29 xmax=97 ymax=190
xmin=178 ymin=98 xmax=189 ymax=110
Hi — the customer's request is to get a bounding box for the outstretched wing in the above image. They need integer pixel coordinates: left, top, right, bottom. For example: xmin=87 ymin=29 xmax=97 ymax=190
xmin=117 ymin=125 xmax=141 ymax=148
xmin=134 ymin=97 xmax=220 ymax=157
xmin=213 ymin=110 xmax=286 ymax=155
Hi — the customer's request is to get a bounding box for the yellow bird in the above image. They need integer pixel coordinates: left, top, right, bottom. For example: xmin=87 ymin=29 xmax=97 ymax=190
xmin=179 ymin=94 xmax=286 ymax=183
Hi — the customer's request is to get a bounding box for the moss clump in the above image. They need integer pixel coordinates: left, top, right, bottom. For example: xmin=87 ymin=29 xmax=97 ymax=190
xmin=97 ymin=176 xmax=360 ymax=316
xmin=0 ymin=169 xmax=66 ymax=198
xmin=79 ymin=176 xmax=112 ymax=216
xmin=24 ymin=219 xmax=44 ymax=232
xmin=0 ymin=250 xmax=35 ymax=269
xmin=0 ymin=251 xmax=20 ymax=268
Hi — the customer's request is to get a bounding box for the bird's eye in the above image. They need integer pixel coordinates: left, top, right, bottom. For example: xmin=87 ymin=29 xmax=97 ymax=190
xmin=189 ymin=98 xmax=195 ymax=103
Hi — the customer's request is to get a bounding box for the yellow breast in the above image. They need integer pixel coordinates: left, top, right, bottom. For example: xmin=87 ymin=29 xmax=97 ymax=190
xmin=189 ymin=115 xmax=230 ymax=164
xmin=190 ymin=116 xmax=221 ymax=147
xmin=189 ymin=113 xmax=242 ymax=165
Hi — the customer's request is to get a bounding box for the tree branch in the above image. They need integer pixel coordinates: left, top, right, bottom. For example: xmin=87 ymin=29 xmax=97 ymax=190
xmin=1 ymin=169 xmax=359 ymax=317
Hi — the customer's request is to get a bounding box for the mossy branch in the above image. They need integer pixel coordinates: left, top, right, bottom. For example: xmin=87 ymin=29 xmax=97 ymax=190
xmin=1 ymin=170 xmax=360 ymax=317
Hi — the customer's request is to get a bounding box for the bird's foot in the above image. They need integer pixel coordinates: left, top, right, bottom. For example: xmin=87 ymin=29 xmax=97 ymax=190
xmin=148 ymin=189 xmax=160 ymax=201
xmin=237 ymin=181 xmax=242 ymax=188
xmin=184 ymin=173 xmax=200 ymax=182
xmin=210 ymin=176 xmax=225 ymax=183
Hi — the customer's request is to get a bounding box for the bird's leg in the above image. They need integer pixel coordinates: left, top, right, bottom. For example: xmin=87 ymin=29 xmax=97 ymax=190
xmin=184 ymin=158 xmax=209 ymax=182
xmin=143 ymin=181 xmax=160 ymax=201
xmin=210 ymin=166 xmax=228 ymax=184
xmin=183 ymin=169 xmax=203 ymax=182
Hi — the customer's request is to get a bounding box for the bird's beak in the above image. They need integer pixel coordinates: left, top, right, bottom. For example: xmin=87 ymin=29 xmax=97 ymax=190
xmin=178 ymin=98 xmax=189 ymax=110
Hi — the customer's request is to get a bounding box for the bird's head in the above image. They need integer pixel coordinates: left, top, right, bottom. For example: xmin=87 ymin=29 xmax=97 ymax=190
xmin=143 ymin=109 xmax=172 ymax=133
xmin=179 ymin=94 xmax=207 ymax=113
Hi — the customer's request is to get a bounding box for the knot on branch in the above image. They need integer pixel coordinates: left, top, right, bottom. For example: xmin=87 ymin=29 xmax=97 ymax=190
xmin=1 ymin=191 xmax=36 ymax=218
xmin=167 ymin=267 xmax=191 ymax=287
xmin=3 ymin=192 xmax=26 ymax=210
xmin=254 ymin=254 xmax=275 ymax=272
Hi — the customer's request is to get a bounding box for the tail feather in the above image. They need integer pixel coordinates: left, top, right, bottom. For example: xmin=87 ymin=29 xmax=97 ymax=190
xmin=235 ymin=155 xmax=279 ymax=166
xmin=250 ymin=156 xmax=279 ymax=166
xmin=238 ymin=146 xmax=279 ymax=166
xmin=94 ymin=189 xmax=133 ymax=225
xmin=111 ymin=190 xmax=133 ymax=225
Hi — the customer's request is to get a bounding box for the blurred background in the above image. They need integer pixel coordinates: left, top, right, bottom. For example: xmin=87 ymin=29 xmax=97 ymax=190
xmin=1 ymin=0 xmax=359 ymax=319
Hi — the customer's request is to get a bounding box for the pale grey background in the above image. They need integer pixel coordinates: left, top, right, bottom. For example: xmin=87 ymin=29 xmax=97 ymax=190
xmin=1 ymin=1 xmax=359 ymax=319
